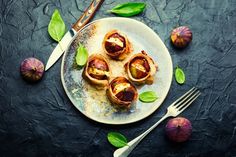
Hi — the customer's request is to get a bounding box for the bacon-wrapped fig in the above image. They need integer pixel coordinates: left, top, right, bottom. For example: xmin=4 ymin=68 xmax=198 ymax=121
xmin=102 ymin=30 xmax=132 ymax=60
xmin=124 ymin=50 xmax=157 ymax=85
xmin=107 ymin=77 xmax=138 ymax=109
xmin=83 ymin=54 xmax=111 ymax=88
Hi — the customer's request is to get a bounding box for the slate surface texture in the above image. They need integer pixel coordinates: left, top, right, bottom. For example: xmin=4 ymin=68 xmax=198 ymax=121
xmin=0 ymin=0 xmax=236 ymax=157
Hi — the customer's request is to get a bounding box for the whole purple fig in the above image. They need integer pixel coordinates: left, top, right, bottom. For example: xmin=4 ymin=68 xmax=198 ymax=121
xmin=20 ymin=57 xmax=44 ymax=82
xmin=171 ymin=26 xmax=192 ymax=48
xmin=165 ymin=117 xmax=192 ymax=142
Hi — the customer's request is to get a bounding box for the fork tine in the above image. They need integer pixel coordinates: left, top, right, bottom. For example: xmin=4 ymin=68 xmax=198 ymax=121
xmin=175 ymin=88 xmax=198 ymax=108
xmin=170 ymin=87 xmax=196 ymax=107
xmin=178 ymin=91 xmax=201 ymax=113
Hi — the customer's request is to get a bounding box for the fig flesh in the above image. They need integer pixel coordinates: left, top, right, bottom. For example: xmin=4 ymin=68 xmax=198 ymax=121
xmin=103 ymin=30 xmax=132 ymax=60
xmin=130 ymin=57 xmax=150 ymax=79
xmin=105 ymin=33 xmax=126 ymax=53
xmin=83 ymin=54 xmax=111 ymax=88
xmin=88 ymin=58 xmax=109 ymax=80
xmin=124 ymin=50 xmax=157 ymax=85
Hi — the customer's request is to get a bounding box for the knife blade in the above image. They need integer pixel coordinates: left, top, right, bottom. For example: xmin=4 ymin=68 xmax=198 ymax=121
xmin=45 ymin=0 xmax=104 ymax=71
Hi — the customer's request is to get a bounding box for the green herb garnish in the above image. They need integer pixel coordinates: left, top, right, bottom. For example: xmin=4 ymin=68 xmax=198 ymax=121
xmin=107 ymin=132 xmax=128 ymax=148
xmin=175 ymin=66 xmax=185 ymax=84
xmin=139 ymin=91 xmax=158 ymax=103
xmin=108 ymin=2 xmax=146 ymax=17
xmin=75 ymin=43 xmax=88 ymax=66
xmin=48 ymin=9 xmax=66 ymax=42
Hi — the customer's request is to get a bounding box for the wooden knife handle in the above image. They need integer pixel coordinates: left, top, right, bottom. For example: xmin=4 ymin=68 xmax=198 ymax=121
xmin=72 ymin=0 xmax=104 ymax=32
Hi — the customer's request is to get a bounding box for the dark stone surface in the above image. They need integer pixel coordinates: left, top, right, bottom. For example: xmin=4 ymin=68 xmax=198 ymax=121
xmin=0 ymin=0 xmax=236 ymax=156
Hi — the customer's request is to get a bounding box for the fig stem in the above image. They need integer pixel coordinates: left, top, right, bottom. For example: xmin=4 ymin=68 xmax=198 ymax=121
xmin=32 ymin=67 xmax=37 ymax=72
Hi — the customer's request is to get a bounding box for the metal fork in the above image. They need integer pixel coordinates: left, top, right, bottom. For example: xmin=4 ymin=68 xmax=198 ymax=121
xmin=114 ymin=87 xmax=201 ymax=157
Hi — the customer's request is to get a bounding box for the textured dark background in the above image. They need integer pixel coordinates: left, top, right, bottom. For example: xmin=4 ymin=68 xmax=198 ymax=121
xmin=0 ymin=0 xmax=236 ymax=156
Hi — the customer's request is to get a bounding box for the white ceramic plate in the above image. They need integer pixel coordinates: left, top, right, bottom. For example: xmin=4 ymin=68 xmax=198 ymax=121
xmin=61 ymin=17 xmax=173 ymax=125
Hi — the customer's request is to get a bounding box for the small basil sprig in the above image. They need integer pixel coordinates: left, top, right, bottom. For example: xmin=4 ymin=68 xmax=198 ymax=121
xmin=108 ymin=2 xmax=146 ymax=17
xmin=107 ymin=132 xmax=128 ymax=148
xmin=75 ymin=43 xmax=88 ymax=66
xmin=48 ymin=9 xmax=66 ymax=42
xmin=139 ymin=91 xmax=158 ymax=103
xmin=175 ymin=66 xmax=185 ymax=84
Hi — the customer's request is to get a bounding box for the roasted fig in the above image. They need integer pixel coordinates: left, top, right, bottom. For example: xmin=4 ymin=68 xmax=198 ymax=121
xmin=107 ymin=77 xmax=138 ymax=109
xmin=20 ymin=57 xmax=44 ymax=82
xmin=124 ymin=50 xmax=157 ymax=85
xmin=171 ymin=26 xmax=192 ymax=48
xmin=83 ymin=54 xmax=111 ymax=88
xmin=102 ymin=30 xmax=132 ymax=60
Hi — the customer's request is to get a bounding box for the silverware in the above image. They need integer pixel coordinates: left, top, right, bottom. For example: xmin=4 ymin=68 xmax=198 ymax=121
xmin=45 ymin=0 xmax=104 ymax=71
xmin=114 ymin=87 xmax=201 ymax=157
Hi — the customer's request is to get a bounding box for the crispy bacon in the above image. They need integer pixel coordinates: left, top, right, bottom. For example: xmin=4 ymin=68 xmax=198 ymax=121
xmin=102 ymin=30 xmax=132 ymax=60
xmin=124 ymin=51 xmax=158 ymax=85
xmin=83 ymin=54 xmax=111 ymax=89
xmin=107 ymin=77 xmax=138 ymax=109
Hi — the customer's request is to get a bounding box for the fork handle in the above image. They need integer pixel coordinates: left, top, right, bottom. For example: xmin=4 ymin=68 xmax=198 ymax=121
xmin=113 ymin=114 xmax=170 ymax=157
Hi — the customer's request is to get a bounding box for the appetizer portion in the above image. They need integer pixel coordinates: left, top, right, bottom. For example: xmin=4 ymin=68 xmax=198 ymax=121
xmin=124 ymin=50 xmax=157 ymax=85
xmin=83 ymin=54 xmax=111 ymax=88
xmin=107 ymin=77 xmax=138 ymax=109
xmin=102 ymin=30 xmax=132 ymax=60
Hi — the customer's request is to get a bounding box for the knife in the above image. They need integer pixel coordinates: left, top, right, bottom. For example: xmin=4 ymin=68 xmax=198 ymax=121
xmin=45 ymin=0 xmax=104 ymax=71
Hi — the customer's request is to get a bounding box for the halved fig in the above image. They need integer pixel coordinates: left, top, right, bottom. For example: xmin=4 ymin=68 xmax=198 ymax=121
xmin=107 ymin=77 xmax=138 ymax=109
xmin=102 ymin=30 xmax=132 ymax=60
xmin=83 ymin=54 xmax=111 ymax=88
xmin=124 ymin=50 xmax=158 ymax=85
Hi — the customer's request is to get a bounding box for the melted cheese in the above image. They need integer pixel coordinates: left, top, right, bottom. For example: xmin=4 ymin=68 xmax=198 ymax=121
xmin=113 ymin=83 xmax=130 ymax=95
xmin=88 ymin=67 xmax=110 ymax=77
xmin=131 ymin=63 xmax=146 ymax=73
xmin=106 ymin=37 xmax=124 ymax=48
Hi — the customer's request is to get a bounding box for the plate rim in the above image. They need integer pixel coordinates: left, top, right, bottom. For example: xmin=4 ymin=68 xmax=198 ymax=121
xmin=61 ymin=17 xmax=173 ymax=125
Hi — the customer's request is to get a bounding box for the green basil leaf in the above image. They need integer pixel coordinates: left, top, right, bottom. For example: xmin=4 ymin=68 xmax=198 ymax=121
xmin=48 ymin=9 xmax=66 ymax=42
xmin=139 ymin=91 xmax=158 ymax=103
xmin=175 ymin=66 xmax=185 ymax=84
xmin=75 ymin=43 xmax=88 ymax=66
xmin=108 ymin=2 xmax=146 ymax=17
xmin=107 ymin=132 xmax=128 ymax=148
